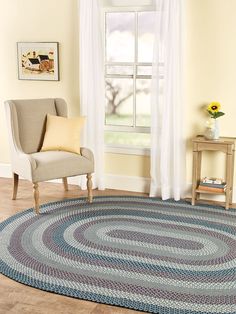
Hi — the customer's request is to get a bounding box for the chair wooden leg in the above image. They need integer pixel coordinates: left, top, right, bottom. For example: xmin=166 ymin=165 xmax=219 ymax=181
xmin=12 ymin=173 xmax=19 ymax=200
xmin=86 ymin=174 xmax=93 ymax=203
xmin=33 ymin=183 xmax=40 ymax=215
xmin=62 ymin=177 xmax=69 ymax=191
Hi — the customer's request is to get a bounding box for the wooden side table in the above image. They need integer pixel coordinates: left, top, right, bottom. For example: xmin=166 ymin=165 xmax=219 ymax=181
xmin=191 ymin=135 xmax=236 ymax=209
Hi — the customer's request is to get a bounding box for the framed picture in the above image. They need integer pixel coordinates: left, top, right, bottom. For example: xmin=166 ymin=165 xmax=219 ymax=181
xmin=17 ymin=42 xmax=59 ymax=81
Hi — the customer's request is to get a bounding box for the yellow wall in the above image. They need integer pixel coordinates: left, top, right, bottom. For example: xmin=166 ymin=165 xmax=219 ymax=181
xmin=184 ymin=0 xmax=236 ymax=184
xmin=1 ymin=0 xmax=236 ymax=188
xmin=105 ymin=153 xmax=150 ymax=177
xmin=0 ymin=0 xmax=79 ymax=163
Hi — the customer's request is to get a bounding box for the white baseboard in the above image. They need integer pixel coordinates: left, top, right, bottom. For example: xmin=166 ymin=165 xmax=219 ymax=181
xmin=105 ymin=174 xmax=150 ymax=193
xmin=0 ymin=163 xmax=12 ymax=178
xmin=0 ymin=163 xmax=150 ymax=193
xmin=0 ymin=163 xmax=235 ymax=201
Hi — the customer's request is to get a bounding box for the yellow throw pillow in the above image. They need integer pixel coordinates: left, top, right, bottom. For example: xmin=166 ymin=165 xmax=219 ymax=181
xmin=41 ymin=114 xmax=85 ymax=154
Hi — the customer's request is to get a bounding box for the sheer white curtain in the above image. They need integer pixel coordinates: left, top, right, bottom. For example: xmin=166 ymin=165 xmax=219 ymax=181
xmin=150 ymin=0 xmax=184 ymax=200
xmin=79 ymin=0 xmax=105 ymax=190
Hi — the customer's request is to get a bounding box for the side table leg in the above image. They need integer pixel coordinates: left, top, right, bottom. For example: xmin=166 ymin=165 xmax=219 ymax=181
xmin=225 ymin=153 xmax=233 ymax=210
xmin=229 ymin=190 xmax=233 ymax=206
xmin=230 ymin=151 xmax=235 ymax=205
xmin=196 ymin=151 xmax=202 ymax=200
xmin=192 ymin=151 xmax=199 ymax=205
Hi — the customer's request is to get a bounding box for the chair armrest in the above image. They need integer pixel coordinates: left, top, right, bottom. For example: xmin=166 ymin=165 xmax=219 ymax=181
xmin=11 ymin=151 xmax=37 ymax=181
xmin=18 ymin=152 xmax=37 ymax=170
xmin=80 ymin=147 xmax=94 ymax=163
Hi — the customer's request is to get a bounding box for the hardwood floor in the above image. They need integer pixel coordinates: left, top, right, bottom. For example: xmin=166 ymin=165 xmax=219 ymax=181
xmin=0 ymin=178 xmax=147 ymax=314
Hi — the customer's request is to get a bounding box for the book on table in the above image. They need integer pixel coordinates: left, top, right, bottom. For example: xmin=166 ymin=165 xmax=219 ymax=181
xmin=198 ymin=177 xmax=226 ymax=193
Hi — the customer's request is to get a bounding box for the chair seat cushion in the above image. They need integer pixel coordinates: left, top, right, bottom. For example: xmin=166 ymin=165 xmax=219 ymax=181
xmin=31 ymin=151 xmax=93 ymax=182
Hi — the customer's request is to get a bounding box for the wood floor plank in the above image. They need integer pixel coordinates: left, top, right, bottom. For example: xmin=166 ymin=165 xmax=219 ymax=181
xmin=91 ymin=304 xmax=142 ymax=314
xmin=0 ymin=178 xmax=146 ymax=314
xmin=0 ymin=300 xmax=15 ymax=314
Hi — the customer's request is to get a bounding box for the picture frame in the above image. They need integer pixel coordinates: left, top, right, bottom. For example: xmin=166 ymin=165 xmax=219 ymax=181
xmin=17 ymin=42 xmax=59 ymax=81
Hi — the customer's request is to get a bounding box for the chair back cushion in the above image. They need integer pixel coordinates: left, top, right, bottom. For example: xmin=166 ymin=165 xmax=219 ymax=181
xmin=41 ymin=114 xmax=85 ymax=154
xmin=8 ymin=98 xmax=67 ymax=153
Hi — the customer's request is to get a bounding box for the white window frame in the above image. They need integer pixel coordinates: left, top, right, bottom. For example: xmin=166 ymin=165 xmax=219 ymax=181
xmin=103 ymin=5 xmax=155 ymax=155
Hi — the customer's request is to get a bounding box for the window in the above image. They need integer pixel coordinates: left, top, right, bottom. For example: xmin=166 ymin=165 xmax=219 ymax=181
xmin=104 ymin=10 xmax=155 ymax=151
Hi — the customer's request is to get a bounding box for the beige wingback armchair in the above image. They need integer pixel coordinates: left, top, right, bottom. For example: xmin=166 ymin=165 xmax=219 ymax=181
xmin=4 ymin=98 xmax=94 ymax=214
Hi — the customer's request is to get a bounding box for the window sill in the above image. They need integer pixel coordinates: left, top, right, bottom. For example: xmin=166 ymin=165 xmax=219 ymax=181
xmin=105 ymin=145 xmax=150 ymax=156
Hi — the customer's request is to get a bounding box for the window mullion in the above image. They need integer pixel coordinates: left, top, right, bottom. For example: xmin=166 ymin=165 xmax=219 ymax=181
xmin=133 ymin=11 xmax=138 ymax=129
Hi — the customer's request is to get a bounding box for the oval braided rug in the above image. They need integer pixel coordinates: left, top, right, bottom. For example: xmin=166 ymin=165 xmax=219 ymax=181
xmin=0 ymin=196 xmax=236 ymax=314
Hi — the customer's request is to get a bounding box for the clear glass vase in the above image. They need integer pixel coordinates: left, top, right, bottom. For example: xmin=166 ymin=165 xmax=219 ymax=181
xmin=204 ymin=119 xmax=219 ymax=140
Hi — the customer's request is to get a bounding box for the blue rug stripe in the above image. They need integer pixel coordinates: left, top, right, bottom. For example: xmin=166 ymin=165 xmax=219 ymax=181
xmin=0 ymin=260 xmax=232 ymax=314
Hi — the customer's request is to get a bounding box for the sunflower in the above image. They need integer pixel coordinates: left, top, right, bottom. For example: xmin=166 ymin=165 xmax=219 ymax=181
xmin=206 ymin=102 xmax=225 ymax=119
xmin=207 ymin=102 xmax=221 ymax=113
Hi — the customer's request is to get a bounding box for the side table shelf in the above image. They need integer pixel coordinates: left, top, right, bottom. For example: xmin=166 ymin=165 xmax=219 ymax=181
xmin=191 ymin=135 xmax=236 ymax=210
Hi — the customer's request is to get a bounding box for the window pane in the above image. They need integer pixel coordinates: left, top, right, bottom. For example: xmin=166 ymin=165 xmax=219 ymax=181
xmin=105 ymin=78 xmax=133 ymax=126
xmin=136 ymin=79 xmax=151 ymax=127
xmin=106 ymin=12 xmax=135 ymax=62
xmin=105 ymin=131 xmax=150 ymax=148
xmin=138 ymin=12 xmax=155 ymax=62
xmin=137 ymin=65 xmax=152 ymax=76
xmin=106 ymin=65 xmax=133 ymax=76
